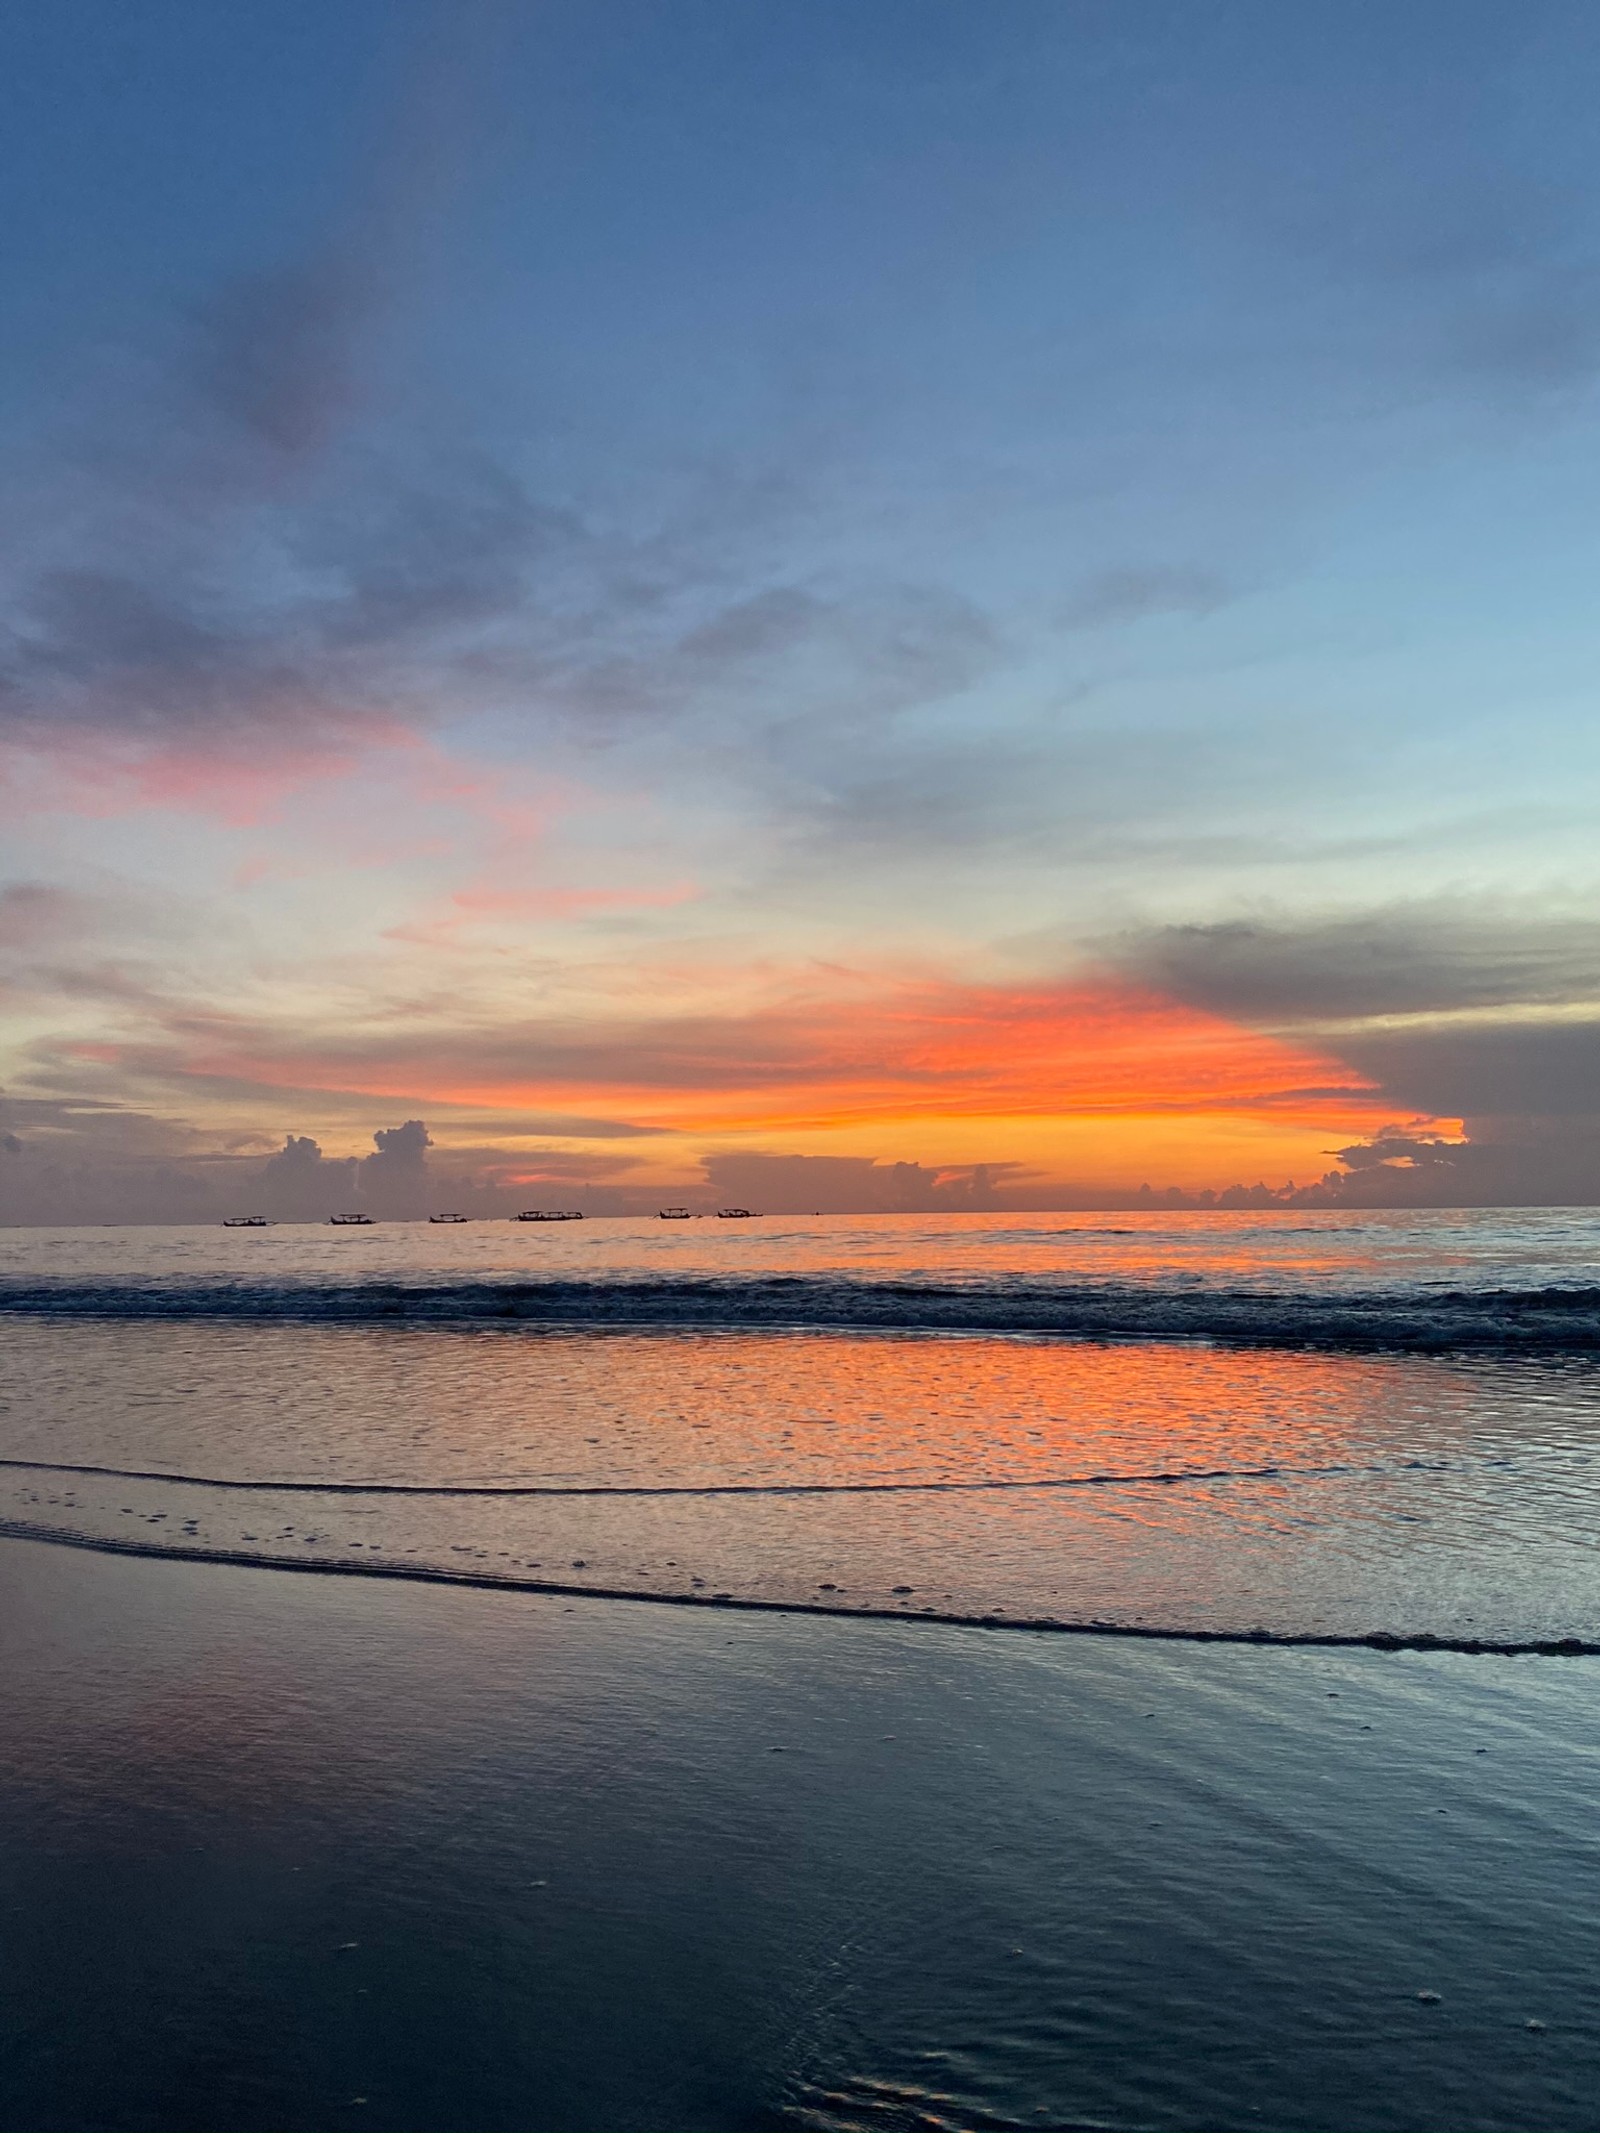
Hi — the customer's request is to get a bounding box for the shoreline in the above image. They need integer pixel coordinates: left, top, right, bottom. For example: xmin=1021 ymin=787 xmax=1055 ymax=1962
xmin=3 ymin=1512 xmax=1593 ymax=1657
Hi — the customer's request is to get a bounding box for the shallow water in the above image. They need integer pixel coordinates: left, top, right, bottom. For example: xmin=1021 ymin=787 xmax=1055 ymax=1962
xmin=3 ymin=1210 xmax=1600 ymax=1643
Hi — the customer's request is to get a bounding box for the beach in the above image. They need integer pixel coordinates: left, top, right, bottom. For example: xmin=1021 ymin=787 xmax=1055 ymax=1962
xmin=4 ymin=1532 xmax=1599 ymax=2133
xmin=9 ymin=6 xmax=1600 ymax=2122
xmin=6 ymin=1211 xmax=1600 ymax=2130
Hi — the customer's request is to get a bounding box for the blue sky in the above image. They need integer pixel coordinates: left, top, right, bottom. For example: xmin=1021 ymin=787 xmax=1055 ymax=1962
xmin=4 ymin=1 xmax=1600 ymax=1217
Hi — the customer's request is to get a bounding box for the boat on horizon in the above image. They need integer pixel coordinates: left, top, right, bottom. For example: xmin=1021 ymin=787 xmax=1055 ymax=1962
xmin=658 ymin=1207 xmax=693 ymax=1220
xmin=429 ymin=1213 xmax=472 ymax=1224
xmin=222 ymin=1216 xmax=271 ymax=1228
xmin=513 ymin=1209 xmax=584 ymax=1221
xmin=329 ymin=1214 xmax=374 ymax=1226
xmin=716 ymin=1207 xmax=757 ymax=1219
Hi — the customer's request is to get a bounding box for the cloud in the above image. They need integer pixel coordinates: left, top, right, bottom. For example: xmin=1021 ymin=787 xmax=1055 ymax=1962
xmin=0 ymin=453 xmax=573 ymax=759
xmin=0 ymin=1102 xmax=645 ymax=1224
xmin=699 ymin=1150 xmax=1011 ymax=1214
xmin=0 ymin=883 xmax=89 ymax=951
xmin=255 ymin=1121 xmax=435 ymax=1219
xmin=1114 ymin=908 xmax=1600 ymax=1025
xmin=538 ymin=577 xmax=1002 ymax=742
xmin=256 ymin=1132 xmax=359 ymax=1220
xmin=360 ymin=1116 xmax=432 ymax=1215
xmin=0 ymin=1092 xmax=239 ymax=1225
xmin=1333 ymin=1017 xmax=1600 ymax=1121
xmin=1 ymin=284 xmax=1009 ymax=851
xmin=1106 ymin=906 xmax=1600 ymax=1136
xmin=1059 ymin=565 xmax=1233 ymax=630
xmin=1103 ymin=905 xmax=1600 ymax=1205
xmin=193 ymin=256 xmax=373 ymax=458
xmin=1279 ymin=1117 xmax=1600 ymax=1209
xmin=76 ymin=967 xmax=1377 ymax=1143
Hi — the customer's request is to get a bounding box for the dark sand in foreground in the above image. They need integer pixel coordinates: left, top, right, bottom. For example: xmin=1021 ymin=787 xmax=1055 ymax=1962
xmin=2 ymin=1535 xmax=1597 ymax=2133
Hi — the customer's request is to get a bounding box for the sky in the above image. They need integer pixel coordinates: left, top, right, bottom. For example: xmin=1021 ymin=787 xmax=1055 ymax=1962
xmin=4 ymin=0 xmax=1600 ymax=1220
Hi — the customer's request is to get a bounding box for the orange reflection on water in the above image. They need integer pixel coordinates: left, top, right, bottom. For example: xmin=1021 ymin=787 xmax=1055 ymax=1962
xmin=6 ymin=1318 xmax=1598 ymax=1641
xmin=0 ymin=1315 xmax=1569 ymax=1496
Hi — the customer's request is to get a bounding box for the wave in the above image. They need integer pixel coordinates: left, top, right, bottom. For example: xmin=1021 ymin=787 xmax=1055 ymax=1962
xmin=0 ymin=1451 xmax=1469 ymax=1497
xmin=5 ymin=1274 xmax=1600 ymax=1351
xmin=0 ymin=1513 xmax=1592 ymax=1656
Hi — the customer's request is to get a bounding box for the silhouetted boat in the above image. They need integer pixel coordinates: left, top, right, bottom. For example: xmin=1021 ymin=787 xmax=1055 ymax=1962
xmin=429 ymin=1213 xmax=472 ymax=1224
xmin=658 ymin=1207 xmax=692 ymax=1220
xmin=222 ymin=1216 xmax=270 ymax=1228
xmin=716 ymin=1208 xmax=756 ymax=1219
xmin=329 ymin=1214 xmax=374 ymax=1226
xmin=513 ymin=1210 xmax=584 ymax=1221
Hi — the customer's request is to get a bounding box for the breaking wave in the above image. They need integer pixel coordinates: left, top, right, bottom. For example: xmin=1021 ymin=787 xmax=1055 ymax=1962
xmin=5 ymin=1273 xmax=1600 ymax=1352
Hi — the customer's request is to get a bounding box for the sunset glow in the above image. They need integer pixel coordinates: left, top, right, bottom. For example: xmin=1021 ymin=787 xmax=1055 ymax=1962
xmin=4 ymin=3 xmax=1598 ymax=1221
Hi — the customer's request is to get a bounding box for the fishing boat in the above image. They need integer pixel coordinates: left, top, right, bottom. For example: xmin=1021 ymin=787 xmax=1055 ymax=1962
xmin=513 ymin=1209 xmax=584 ymax=1222
xmin=658 ymin=1207 xmax=693 ymax=1220
xmin=329 ymin=1213 xmax=374 ymax=1226
xmin=222 ymin=1216 xmax=270 ymax=1228
xmin=429 ymin=1213 xmax=472 ymax=1224
xmin=716 ymin=1207 xmax=756 ymax=1219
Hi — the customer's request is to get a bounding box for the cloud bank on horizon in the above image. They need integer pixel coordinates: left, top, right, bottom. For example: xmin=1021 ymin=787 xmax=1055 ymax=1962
xmin=4 ymin=0 xmax=1600 ymax=1222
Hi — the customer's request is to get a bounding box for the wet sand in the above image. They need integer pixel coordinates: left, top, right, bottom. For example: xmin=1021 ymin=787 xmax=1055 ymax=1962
xmin=3 ymin=1536 xmax=1599 ymax=2132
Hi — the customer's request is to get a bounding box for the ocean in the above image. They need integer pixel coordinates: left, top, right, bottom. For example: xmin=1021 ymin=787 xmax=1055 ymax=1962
xmin=4 ymin=1209 xmax=1600 ymax=2132
xmin=4 ymin=1208 xmax=1600 ymax=1648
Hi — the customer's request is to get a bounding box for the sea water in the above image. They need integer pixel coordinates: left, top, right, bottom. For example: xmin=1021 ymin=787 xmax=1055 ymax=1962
xmin=4 ymin=1208 xmax=1600 ymax=1647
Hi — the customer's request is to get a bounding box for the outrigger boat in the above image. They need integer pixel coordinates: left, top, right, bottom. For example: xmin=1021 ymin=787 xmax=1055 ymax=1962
xmin=429 ymin=1213 xmax=472 ymax=1223
xmin=329 ymin=1213 xmax=374 ymax=1226
xmin=716 ymin=1207 xmax=756 ymax=1218
xmin=658 ymin=1207 xmax=693 ymax=1220
xmin=222 ymin=1216 xmax=271 ymax=1227
xmin=513 ymin=1209 xmax=584 ymax=1221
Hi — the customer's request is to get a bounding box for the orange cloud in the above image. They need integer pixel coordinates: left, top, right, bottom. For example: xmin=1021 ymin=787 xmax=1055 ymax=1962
xmin=157 ymin=970 xmax=1400 ymax=1187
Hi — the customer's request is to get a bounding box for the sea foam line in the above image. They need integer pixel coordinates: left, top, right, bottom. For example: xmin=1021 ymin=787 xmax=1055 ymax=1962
xmin=0 ymin=1514 xmax=1593 ymax=1658
xmin=0 ymin=1451 xmax=1465 ymax=1498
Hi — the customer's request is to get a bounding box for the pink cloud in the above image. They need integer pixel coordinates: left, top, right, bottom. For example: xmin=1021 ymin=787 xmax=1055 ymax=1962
xmin=0 ymin=720 xmax=409 ymax=829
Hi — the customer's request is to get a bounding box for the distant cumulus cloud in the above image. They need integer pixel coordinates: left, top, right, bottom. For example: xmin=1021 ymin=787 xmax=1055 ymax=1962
xmin=700 ymin=1151 xmax=1010 ymax=1215
xmin=0 ymin=1105 xmax=642 ymax=1224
